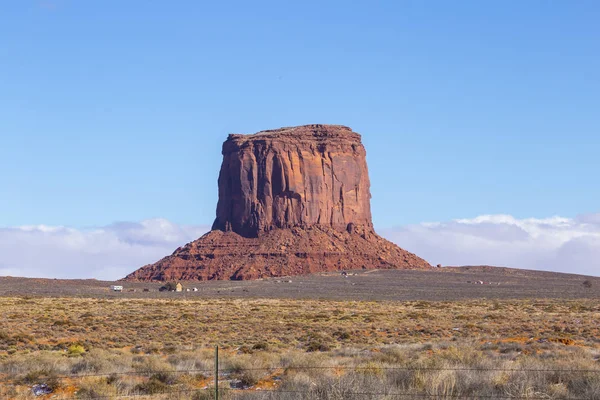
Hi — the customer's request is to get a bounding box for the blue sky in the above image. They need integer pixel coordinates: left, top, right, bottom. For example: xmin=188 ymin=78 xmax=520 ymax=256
xmin=2 ymin=0 xmax=599 ymax=230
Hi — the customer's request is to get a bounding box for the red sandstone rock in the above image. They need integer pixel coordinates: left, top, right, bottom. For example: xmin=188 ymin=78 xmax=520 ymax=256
xmin=212 ymin=125 xmax=372 ymax=237
xmin=123 ymin=125 xmax=431 ymax=281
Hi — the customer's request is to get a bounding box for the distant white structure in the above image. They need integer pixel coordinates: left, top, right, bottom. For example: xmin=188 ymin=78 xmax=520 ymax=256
xmin=111 ymin=285 xmax=123 ymax=292
xmin=193 ymin=287 xmax=198 ymax=292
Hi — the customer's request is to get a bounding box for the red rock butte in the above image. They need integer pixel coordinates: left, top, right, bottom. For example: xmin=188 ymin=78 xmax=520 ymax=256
xmin=124 ymin=125 xmax=431 ymax=281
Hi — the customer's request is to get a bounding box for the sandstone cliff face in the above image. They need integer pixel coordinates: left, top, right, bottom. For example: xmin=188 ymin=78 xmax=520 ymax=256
xmin=123 ymin=125 xmax=431 ymax=281
xmin=212 ymin=125 xmax=372 ymax=237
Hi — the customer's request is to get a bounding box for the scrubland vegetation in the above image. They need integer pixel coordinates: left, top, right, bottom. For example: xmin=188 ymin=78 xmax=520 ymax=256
xmin=1 ymin=297 xmax=600 ymax=398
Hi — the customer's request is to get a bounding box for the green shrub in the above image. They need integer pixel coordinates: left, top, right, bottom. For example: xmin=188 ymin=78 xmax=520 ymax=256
xmin=67 ymin=344 xmax=86 ymax=357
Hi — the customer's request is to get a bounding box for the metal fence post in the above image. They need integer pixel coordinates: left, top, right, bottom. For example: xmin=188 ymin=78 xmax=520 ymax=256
xmin=215 ymin=346 xmax=219 ymax=400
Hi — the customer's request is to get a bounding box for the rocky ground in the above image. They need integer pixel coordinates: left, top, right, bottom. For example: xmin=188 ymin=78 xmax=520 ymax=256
xmin=1 ymin=267 xmax=598 ymax=300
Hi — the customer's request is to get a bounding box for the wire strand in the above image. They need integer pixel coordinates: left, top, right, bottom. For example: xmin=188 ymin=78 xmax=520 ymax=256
xmin=2 ymin=364 xmax=600 ymax=383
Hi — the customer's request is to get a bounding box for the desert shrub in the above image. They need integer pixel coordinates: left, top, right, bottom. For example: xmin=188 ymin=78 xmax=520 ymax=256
xmin=145 ymin=346 xmax=161 ymax=354
xmin=222 ymin=355 xmax=273 ymax=388
xmin=567 ymin=370 xmax=600 ymax=397
xmin=583 ymin=280 xmax=593 ymax=288
xmin=162 ymin=344 xmax=178 ymax=354
xmin=356 ymin=361 xmax=384 ymax=377
xmin=68 ymin=344 xmax=86 ymax=357
xmin=191 ymin=391 xmax=215 ymax=400
xmin=238 ymin=369 xmax=262 ymax=387
xmin=159 ymin=282 xmax=179 ymax=292
xmin=306 ymin=341 xmax=331 ymax=352
xmin=238 ymin=345 xmax=253 ymax=354
xmin=405 ymin=311 xmax=432 ymax=319
xmin=135 ymin=375 xmax=169 ymax=395
xmin=20 ymin=369 xmax=61 ymax=391
xmin=224 ymin=357 xmax=251 ymax=375
xmin=414 ymin=301 xmax=432 ymax=309
xmin=370 ymin=344 xmax=417 ymax=365
xmin=76 ymin=378 xmax=118 ymax=399
xmin=499 ymin=343 xmax=524 ymax=354
xmin=132 ymin=355 xmax=175 ymax=375
xmin=252 ymin=342 xmax=269 ymax=351
xmin=152 ymin=371 xmax=177 ymax=384
xmin=333 ymin=330 xmax=351 ymax=340
xmin=166 ymin=351 xmax=212 ymax=372
xmin=71 ymin=350 xmax=123 ymax=374
xmin=300 ymin=331 xmax=333 ymax=353
xmin=133 ymin=372 xmax=177 ymax=395
xmin=421 ymin=343 xmax=434 ymax=351
xmin=480 ymin=342 xmax=499 ymax=351
xmin=52 ymin=319 xmax=73 ymax=327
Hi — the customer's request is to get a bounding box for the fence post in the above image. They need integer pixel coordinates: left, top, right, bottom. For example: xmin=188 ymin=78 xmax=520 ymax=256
xmin=214 ymin=345 xmax=219 ymax=400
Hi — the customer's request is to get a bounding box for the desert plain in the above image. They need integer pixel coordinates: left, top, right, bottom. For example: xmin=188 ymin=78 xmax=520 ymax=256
xmin=1 ymin=267 xmax=600 ymax=399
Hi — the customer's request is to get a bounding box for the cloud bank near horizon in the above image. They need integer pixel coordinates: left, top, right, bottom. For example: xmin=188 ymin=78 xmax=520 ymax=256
xmin=1 ymin=214 xmax=598 ymax=280
xmin=0 ymin=219 xmax=210 ymax=280
xmin=383 ymin=214 xmax=600 ymax=277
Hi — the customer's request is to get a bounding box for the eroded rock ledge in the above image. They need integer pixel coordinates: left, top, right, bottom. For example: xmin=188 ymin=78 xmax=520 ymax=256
xmin=124 ymin=125 xmax=431 ymax=281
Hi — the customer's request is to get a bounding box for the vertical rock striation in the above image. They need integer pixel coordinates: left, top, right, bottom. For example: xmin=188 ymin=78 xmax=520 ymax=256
xmin=212 ymin=125 xmax=372 ymax=237
xmin=123 ymin=125 xmax=431 ymax=281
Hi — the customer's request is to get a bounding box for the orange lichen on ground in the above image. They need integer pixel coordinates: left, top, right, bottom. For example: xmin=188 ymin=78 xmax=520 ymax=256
xmin=254 ymin=378 xmax=280 ymax=390
xmin=52 ymin=378 xmax=78 ymax=398
xmin=549 ymin=337 xmax=576 ymax=346
xmin=498 ymin=336 xmax=532 ymax=344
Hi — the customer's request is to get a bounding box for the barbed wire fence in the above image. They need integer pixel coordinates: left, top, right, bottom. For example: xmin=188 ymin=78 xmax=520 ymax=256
xmin=2 ymin=346 xmax=600 ymax=399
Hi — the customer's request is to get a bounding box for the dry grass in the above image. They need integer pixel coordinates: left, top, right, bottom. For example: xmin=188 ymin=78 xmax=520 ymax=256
xmin=1 ymin=297 xmax=598 ymax=352
xmin=1 ymin=297 xmax=600 ymax=398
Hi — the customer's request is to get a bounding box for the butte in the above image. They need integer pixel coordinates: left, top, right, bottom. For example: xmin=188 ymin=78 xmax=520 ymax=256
xmin=123 ymin=124 xmax=431 ymax=281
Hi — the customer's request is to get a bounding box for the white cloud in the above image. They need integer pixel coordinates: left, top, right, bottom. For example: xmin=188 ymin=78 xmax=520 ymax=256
xmin=383 ymin=213 xmax=600 ymax=277
xmin=0 ymin=219 xmax=209 ymax=280
xmin=1 ymin=214 xmax=599 ymax=280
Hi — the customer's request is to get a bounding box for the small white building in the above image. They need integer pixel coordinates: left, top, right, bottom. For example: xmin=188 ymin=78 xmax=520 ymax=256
xmin=110 ymin=285 xmax=123 ymax=292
